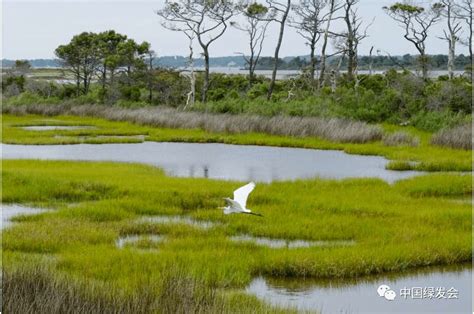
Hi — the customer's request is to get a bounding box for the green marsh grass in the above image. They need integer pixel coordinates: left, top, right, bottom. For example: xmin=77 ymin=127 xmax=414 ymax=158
xmin=2 ymin=113 xmax=472 ymax=172
xmin=2 ymin=160 xmax=471 ymax=312
xmin=1 ymin=111 xmax=472 ymax=312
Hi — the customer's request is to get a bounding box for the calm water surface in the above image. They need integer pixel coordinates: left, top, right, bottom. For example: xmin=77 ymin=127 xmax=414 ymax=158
xmin=21 ymin=125 xmax=95 ymax=131
xmin=1 ymin=204 xmax=48 ymax=229
xmin=247 ymin=265 xmax=472 ymax=313
xmin=1 ymin=142 xmax=422 ymax=183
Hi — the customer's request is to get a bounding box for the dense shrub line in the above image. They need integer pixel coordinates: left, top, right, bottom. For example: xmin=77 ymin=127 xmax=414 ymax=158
xmin=3 ymin=69 xmax=472 ymax=133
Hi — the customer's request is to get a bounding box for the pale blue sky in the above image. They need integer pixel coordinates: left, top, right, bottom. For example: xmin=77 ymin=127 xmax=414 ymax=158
xmin=1 ymin=0 xmax=470 ymax=59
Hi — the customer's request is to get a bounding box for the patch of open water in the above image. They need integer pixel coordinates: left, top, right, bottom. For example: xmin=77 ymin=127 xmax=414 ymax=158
xmin=246 ymin=264 xmax=472 ymax=313
xmin=1 ymin=142 xmax=423 ymax=183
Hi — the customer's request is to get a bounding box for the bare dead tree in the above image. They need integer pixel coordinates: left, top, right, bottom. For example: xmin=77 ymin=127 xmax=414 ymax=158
xmin=184 ymin=31 xmax=197 ymax=109
xmin=265 ymin=0 xmax=291 ymax=100
xmin=147 ymin=50 xmax=156 ymax=104
xmin=290 ymin=0 xmax=326 ymax=82
xmin=368 ymin=46 xmax=374 ymax=75
xmin=232 ymin=2 xmax=272 ymax=87
xmin=157 ymin=1 xmax=237 ymax=102
xmin=454 ymin=0 xmax=472 ymax=75
xmin=340 ymin=0 xmax=372 ymax=82
xmin=383 ymin=1 xmax=443 ymax=80
xmin=438 ymin=0 xmax=462 ymax=79
xmin=319 ymin=0 xmax=342 ymax=88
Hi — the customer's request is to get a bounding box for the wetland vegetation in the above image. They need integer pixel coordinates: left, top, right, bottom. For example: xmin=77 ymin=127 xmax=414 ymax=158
xmin=2 ymin=0 xmax=473 ymax=312
xmin=2 ymin=159 xmax=471 ymax=312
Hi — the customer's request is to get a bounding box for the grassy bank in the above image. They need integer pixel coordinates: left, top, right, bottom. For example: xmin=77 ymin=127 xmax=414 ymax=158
xmin=2 ymin=110 xmax=471 ymax=171
xmin=2 ymin=160 xmax=472 ymax=311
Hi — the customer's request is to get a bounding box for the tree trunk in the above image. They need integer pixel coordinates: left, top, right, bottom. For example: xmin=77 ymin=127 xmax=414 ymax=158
xmin=448 ymin=36 xmax=455 ymax=79
xmin=309 ymin=44 xmax=316 ymax=81
xmin=102 ymin=64 xmax=107 ymax=90
xmin=319 ymin=0 xmax=335 ymax=88
xmin=345 ymin=4 xmax=355 ymax=82
xmin=148 ymin=56 xmax=153 ymax=104
xmin=419 ymin=53 xmax=428 ymax=80
xmin=76 ymin=74 xmax=81 ymax=97
xmin=369 ymin=46 xmax=374 ymax=75
xmin=249 ymin=50 xmax=256 ymax=88
xmin=202 ymin=47 xmax=210 ymax=103
xmin=267 ymin=0 xmax=291 ymax=101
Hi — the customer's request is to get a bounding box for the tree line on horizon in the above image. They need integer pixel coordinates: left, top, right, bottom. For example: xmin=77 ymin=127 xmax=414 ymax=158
xmin=155 ymin=0 xmax=472 ymax=103
xmin=3 ymin=53 xmax=471 ymax=70
xmin=3 ymin=0 xmax=473 ymax=107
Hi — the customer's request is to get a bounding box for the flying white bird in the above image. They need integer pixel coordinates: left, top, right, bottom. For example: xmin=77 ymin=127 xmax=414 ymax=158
xmin=222 ymin=182 xmax=263 ymax=217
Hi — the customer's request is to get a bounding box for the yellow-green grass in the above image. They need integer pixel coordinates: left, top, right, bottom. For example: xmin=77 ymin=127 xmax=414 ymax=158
xmin=2 ymin=114 xmax=471 ymax=171
xmin=2 ymin=160 xmax=471 ymax=311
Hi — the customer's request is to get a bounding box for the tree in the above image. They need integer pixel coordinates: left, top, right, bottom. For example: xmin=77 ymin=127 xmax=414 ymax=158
xmin=290 ymin=0 xmax=326 ymax=81
xmin=339 ymin=0 xmax=372 ymax=82
xmin=146 ymin=49 xmax=156 ymax=104
xmin=157 ymin=0 xmax=237 ymax=102
xmin=55 ymin=32 xmax=102 ymax=95
xmin=232 ymin=2 xmax=271 ymax=87
xmin=454 ymin=0 xmax=472 ymax=77
xmin=438 ymin=0 xmax=462 ymax=79
xmin=12 ymin=60 xmax=31 ymax=76
xmin=96 ymin=30 xmax=128 ymax=91
xmin=383 ymin=1 xmax=443 ymax=79
xmin=319 ymin=0 xmax=342 ymax=88
xmin=266 ymin=0 xmax=291 ymax=100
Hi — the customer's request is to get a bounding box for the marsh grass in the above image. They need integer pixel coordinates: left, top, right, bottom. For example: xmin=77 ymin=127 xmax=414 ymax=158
xmin=4 ymin=104 xmax=382 ymax=143
xmin=1 ymin=160 xmax=471 ymax=312
xmin=383 ymin=131 xmax=419 ymax=147
xmin=2 ymin=113 xmax=471 ymax=172
xmin=3 ymin=265 xmax=292 ymax=314
xmin=431 ymin=123 xmax=472 ymax=150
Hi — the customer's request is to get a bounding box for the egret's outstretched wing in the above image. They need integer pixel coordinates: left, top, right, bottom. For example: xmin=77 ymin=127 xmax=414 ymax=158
xmin=223 ymin=197 xmax=243 ymax=213
xmin=233 ymin=182 xmax=256 ymax=208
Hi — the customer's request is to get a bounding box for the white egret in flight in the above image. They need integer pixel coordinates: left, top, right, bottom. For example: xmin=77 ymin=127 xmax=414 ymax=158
xmin=223 ymin=182 xmax=263 ymax=217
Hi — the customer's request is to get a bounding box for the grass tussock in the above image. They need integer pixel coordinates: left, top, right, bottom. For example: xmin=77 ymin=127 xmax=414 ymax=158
xmin=3 ymin=103 xmax=383 ymax=143
xmin=3 ymin=266 xmax=291 ymax=314
xmin=383 ymin=131 xmax=420 ymax=147
xmin=431 ymin=123 xmax=472 ymax=150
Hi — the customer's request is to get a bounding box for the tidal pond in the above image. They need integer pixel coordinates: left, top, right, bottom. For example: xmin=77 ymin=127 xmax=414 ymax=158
xmin=230 ymin=235 xmax=355 ymax=249
xmin=2 ymin=204 xmax=48 ymax=229
xmin=1 ymin=142 xmax=422 ymax=183
xmin=247 ymin=265 xmax=472 ymax=313
xmin=20 ymin=125 xmax=95 ymax=131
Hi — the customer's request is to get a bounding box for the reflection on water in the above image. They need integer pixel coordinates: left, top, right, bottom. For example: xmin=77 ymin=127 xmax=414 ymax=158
xmin=1 ymin=142 xmax=423 ymax=183
xmin=115 ymin=234 xmax=164 ymax=249
xmin=1 ymin=204 xmax=48 ymax=230
xmin=230 ymin=235 xmax=355 ymax=249
xmin=247 ymin=264 xmax=472 ymax=313
xmin=139 ymin=215 xmax=217 ymax=229
xmin=21 ymin=125 xmax=95 ymax=131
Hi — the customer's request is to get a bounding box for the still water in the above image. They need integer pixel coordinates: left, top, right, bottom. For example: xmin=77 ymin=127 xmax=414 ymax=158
xmin=1 ymin=142 xmax=422 ymax=183
xmin=1 ymin=204 xmax=48 ymax=229
xmin=247 ymin=265 xmax=472 ymax=313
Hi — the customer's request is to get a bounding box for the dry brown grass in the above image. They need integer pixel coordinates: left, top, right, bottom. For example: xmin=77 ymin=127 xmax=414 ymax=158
xmin=383 ymin=131 xmax=420 ymax=147
xmin=3 ymin=104 xmax=383 ymax=143
xmin=431 ymin=123 xmax=472 ymax=150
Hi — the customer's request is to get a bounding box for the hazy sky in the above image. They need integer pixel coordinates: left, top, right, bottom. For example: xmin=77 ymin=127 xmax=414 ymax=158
xmin=1 ymin=0 xmax=470 ymax=60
